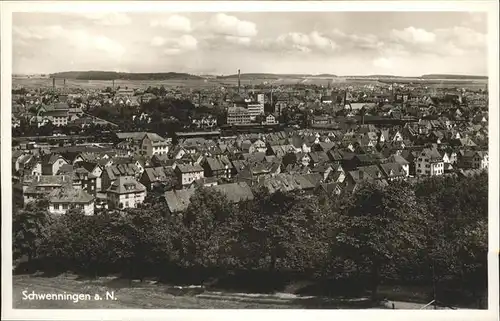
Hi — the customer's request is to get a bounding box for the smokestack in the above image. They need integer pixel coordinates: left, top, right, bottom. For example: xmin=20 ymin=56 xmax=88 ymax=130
xmin=112 ymin=79 xmax=115 ymax=90
xmin=63 ymin=78 xmax=66 ymax=87
xmin=52 ymin=78 xmax=55 ymax=89
xmin=237 ymin=69 xmax=241 ymax=93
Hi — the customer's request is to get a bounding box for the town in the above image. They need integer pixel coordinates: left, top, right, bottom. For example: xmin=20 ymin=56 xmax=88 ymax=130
xmin=12 ymin=72 xmax=489 ymax=215
xmin=11 ymin=72 xmax=489 ymax=309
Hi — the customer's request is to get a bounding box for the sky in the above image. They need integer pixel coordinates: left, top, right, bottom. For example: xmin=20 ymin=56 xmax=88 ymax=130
xmin=12 ymin=11 xmax=488 ymax=76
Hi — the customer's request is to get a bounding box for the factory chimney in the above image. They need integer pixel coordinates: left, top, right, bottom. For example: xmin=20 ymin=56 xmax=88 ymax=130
xmin=112 ymin=79 xmax=115 ymax=91
xmin=237 ymin=69 xmax=241 ymax=93
xmin=63 ymin=78 xmax=66 ymax=87
xmin=52 ymin=77 xmax=55 ymax=89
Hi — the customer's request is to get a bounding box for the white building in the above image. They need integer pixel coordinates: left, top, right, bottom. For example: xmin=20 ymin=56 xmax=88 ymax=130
xmin=141 ymin=133 xmax=169 ymax=157
xmin=416 ymin=148 xmax=444 ymax=177
xmin=106 ymin=176 xmax=147 ymax=209
xmin=247 ymin=102 xmax=264 ymax=120
xmin=48 ymin=186 xmax=95 ymax=216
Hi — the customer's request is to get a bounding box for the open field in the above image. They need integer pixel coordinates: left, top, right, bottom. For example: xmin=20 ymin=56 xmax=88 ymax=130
xmin=13 ymin=76 xmax=488 ymax=90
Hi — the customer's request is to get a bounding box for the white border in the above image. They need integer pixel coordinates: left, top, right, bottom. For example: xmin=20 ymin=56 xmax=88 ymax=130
xmin=1 ymin=1 xmax=498 ymax=321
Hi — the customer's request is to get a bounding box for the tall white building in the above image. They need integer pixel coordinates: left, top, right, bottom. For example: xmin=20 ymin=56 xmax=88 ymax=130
xmin=246 ymin=93 xmax=265 ymax=120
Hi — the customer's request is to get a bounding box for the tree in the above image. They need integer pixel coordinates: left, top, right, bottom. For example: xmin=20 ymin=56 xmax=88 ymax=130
xmin=13 ymin=199 xmax=51 ymax=262
xmin=231 ymin=189 xmax=315 ymax=273
xmin=335 ymin=181 xmax=428 ymax=300
xmin=415 ymin=172 xmax=488 ymax=307
xmin=119 ymin=206 xmax=174 ymax=282
xmin=178 ymin=187 xmax=234 ymax=271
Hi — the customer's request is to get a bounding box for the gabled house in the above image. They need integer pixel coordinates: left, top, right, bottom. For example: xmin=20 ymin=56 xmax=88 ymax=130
xmin=141 ymin=132 xmax=169 ymax=157
xmin=106 ymin=176 xmax=147 ymax=209
xmin=202 ymin=156 xmax=233 ymax=179
xmin=102 ymin=163 xmax=141 ymax=191
xmin=415 ymin=148 xmax=444 ymax=177
xmin=388 ymin=154 xmax=410 ymax=177
xmin=174 ymin=164 xmax=204 ymax=188
xmin=308 ymin=151 xmax=330 ymax=167
xmin=139 ymin=166 xmax=176 ymax=191
xmin=458 ymin=150 xmax=488 ymax=170
xmin=48 ymin=186 xmax=95 ymax=216
xmin=379 ymin=162 xmax=407 ymax=181
xmin=283 ymin=152 xmax=310 ymax=168
xmin=41 ymin=154 xmax=68 ymax=176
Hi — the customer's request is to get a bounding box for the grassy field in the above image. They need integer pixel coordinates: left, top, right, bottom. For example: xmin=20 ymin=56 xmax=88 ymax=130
xmin=12 ymin=274 xmax=460 ymax=309
xmin=13 ymin=274 xmax=420 ymax=309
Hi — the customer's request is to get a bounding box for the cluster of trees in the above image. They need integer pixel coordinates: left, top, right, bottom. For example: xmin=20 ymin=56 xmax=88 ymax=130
xmin=88 ymin=97 xmax=226 ymax=136
xmin=13 ymin=173 xmax=488 ymax=307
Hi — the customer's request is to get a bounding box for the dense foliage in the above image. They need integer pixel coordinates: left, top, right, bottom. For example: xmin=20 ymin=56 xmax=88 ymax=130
xmin=13 ymin=172 xmax=488 ymax=307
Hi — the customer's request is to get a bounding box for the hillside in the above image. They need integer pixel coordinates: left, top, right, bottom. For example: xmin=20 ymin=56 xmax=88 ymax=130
xmin=217 ymin=73 xmax=311 ymax=79
xmin=421 ymin=74 xmax=488 ymax=80
xmin=50 ymin=71 xmax=203 ymax=81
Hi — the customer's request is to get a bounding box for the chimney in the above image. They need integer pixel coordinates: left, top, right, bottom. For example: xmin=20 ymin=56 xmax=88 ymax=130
xmin=63 ymin=78 xmax=66 ymax=87
xmin=52 ymin=77 xmax=55 ymax=89
xmin=237 ymin=69 xmax=241 ymax=93
xmin=112 ymin=79 xmax=115 ymax=90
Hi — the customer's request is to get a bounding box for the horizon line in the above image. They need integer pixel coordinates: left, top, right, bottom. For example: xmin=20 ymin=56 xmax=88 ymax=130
xmin=12 ymin=71 xmax=489 ymax=78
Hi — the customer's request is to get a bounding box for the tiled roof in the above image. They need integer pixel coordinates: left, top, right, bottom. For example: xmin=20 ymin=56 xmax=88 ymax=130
xmin=176 ymin=163 xmax=204 ymax=173
xmin=379 ymin=162 xmax=406 ymax=177
xmin=23 ymin=175 xmax=74 ymax=194
xmin=48 ymin=186 xmax=94 ymax=204
xmin=116 ymin=132 xmax=148 ymax=141
xmin=107 ymin=176 xmax=146 ymax=194
xmin=164 ymin=182 xmax=254 ymax=213
xmin=41 ymin=153 xmax=66 ymax=165
xmin=212 ymin=182 xmax=254 ymax=203
xmin=388 ymin=154 xmax=409 ymax=165
xmin=106 ymin=163 xmax=140 ymax=180
xmin=260 ymin=173 xmax=320 ymax=194
xmin=144 ymin=167 xmax=174 ymax=183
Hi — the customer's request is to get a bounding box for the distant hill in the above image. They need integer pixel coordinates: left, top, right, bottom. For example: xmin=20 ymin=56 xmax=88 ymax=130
xmin=217 ymin=73 xmax=313 ymax=79
xmin=311 ymin=74 xmax=338 ymax=78
xmin=421 ymin=74 xmax=488 ymax=80
xmin=50 ymin=71 xmax=203 ymax=81
xmin=344 ymin=75 xmax=406 ymax=79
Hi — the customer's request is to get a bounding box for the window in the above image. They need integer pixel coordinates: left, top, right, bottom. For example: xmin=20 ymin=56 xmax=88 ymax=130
xmin=62 ymin=204 xmax=68 ymax=210
xmin=125 ymin=202 xmax=129 ymax=208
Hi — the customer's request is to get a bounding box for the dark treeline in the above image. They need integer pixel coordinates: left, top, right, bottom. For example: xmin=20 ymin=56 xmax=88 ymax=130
xmin=13 ymin=173 xmax=488 ymax=307
xmin=49 ymin=71 xmax=203 ymax=81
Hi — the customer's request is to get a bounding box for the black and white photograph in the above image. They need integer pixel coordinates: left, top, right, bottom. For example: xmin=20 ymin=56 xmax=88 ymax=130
xmin=1 ymin=1 xmax=499 ymax=320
